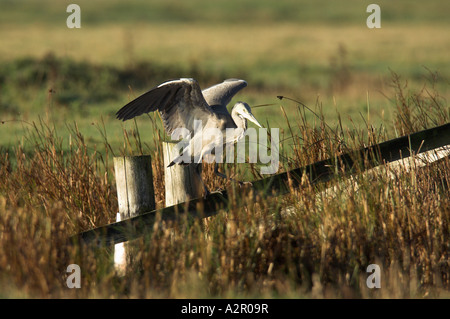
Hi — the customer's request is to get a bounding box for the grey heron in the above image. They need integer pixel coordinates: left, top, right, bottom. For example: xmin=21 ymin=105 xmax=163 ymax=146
xmin=116 ymin=78 xmax=262 ymax=195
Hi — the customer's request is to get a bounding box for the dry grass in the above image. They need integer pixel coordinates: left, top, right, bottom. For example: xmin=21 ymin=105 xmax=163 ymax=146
xmin=0 ymin=73 xmax=448 ymax=298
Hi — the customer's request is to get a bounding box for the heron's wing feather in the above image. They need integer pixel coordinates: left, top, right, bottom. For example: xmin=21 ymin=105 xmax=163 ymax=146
xmin=202 ymin=79 xmax=247 ymax=115
xmin=116 ymin=78 xmax=215 ymax=135
xmin=115 ymin=82 xmax=177 ymax=120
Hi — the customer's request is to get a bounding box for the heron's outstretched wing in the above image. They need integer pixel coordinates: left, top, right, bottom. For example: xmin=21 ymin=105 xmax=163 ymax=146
xmin=116 ymin=78 xmax=215 ymax=135
xmin=202 ymin=79 xmax=247 ymax=115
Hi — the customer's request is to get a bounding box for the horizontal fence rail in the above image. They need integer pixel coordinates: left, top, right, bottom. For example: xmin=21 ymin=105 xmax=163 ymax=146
xmin=72 ymin=123 xmax=450 ymax=246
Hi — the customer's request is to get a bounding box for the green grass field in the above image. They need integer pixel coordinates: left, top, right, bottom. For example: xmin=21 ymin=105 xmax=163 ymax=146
xmin=1 ymin=0 xmax=449 ymax=153
xmin=0 ymin=1 xmax=449 ymax=299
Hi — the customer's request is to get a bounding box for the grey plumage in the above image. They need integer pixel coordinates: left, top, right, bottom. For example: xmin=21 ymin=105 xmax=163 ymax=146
xmin=116 ymin=78 xmax=261 ymax=194
xmin=202 ymin=78 xmax=248 ymax=116
xmin=116 ymin=78 xmax=215 ymax=136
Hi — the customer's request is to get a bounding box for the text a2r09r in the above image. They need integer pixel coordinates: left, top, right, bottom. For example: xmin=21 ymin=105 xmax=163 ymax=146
xmin=225 ymin=303 xmax=269 ymax=314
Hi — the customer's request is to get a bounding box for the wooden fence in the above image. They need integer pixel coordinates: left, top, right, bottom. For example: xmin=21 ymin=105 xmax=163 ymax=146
xmin=71 ymin=123 xmax=450 ymax=247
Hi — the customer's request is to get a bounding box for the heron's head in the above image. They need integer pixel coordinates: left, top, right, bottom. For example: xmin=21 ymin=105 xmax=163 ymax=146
xmin=233 ymin=102 xmax=262 ymax=128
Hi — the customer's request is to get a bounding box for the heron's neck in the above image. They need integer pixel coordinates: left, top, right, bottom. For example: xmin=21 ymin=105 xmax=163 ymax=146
xmin=231 ymin=110 xmax=247 ymax=131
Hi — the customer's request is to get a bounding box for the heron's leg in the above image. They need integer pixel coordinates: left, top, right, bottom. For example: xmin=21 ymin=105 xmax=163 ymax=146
xmin=195 ymin=163 xmax=210 ymax=197
xmin=214 ymin=163 xmax=253 ymax=187
xmin=214 ymin=163 xmax=228 ymax=179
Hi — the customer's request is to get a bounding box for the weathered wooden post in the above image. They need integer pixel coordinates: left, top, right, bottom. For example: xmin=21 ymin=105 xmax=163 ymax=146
xmin=162 ymin=142 xmax=202 ymax=206
xmin=113 ymin=212 xmax=126 ymax=274
xmin=114 ymin=155 xmax=155 ymax=217
xmin=113 ymin=155 xmax=155 ymax=274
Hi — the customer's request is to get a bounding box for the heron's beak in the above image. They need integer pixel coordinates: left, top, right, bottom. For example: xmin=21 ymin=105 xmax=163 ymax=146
xmin=246 ymin=112 xmax=262 ymax=128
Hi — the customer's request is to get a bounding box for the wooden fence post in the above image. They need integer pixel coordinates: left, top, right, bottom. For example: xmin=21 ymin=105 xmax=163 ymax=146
xmin=162 ymin=142 xmax=202 ymax=206
xmin=113 ymin=155 xmax=155 ymax=274
xmin=113 ymin=212 xmax=126 ymax=275
xmin=114 ymin=155 xmax=155 ymax=218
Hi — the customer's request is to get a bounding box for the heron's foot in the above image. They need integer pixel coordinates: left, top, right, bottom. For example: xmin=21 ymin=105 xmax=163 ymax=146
xmin=211 ymin=188 xmax=224 ymax=195
xmin=238 ymin=181 xmax=253 ymax=188
xmin=203 ymin=188 xmax=223 ymax=198
xmin=201 ymin=182 xmax=211 ymax=199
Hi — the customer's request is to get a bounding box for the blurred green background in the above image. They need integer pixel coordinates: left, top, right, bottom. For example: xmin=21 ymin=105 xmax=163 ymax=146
xmin=0 ymin=0 xmax=449 ymax=154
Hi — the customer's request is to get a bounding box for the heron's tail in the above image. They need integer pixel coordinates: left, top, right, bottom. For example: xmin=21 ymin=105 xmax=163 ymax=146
xmin=167 ymin=157 xmax=191 ymax=167
xmin=167 ymin=145 xmax=198 ymax=167
xmin=167 ymin=161 xmax=190 ymax=167
xmin=167 ymin=161 xmax=176 ymax=168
